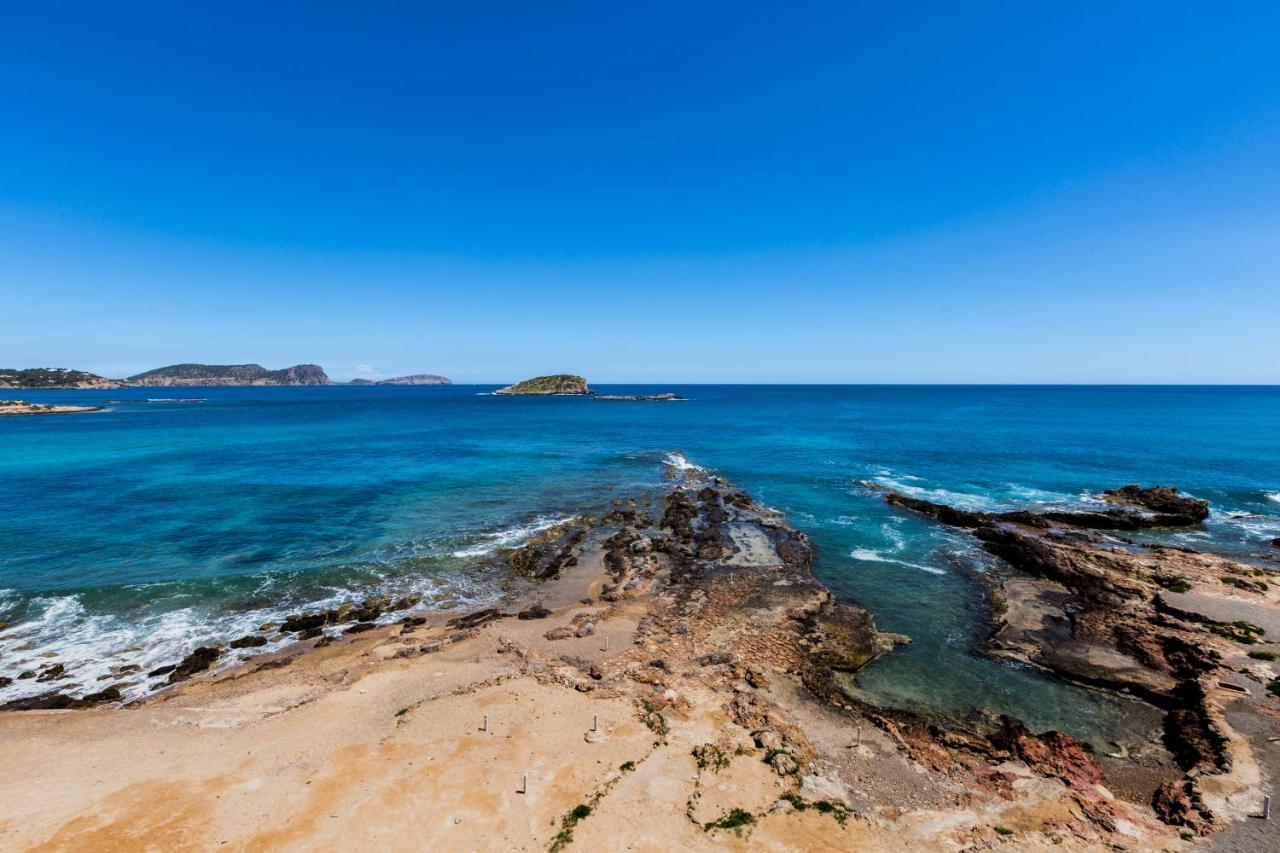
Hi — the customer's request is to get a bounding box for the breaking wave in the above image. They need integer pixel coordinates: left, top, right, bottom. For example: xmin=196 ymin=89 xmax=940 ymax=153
xmin=450 ymin=515 xmax=577 ymax=558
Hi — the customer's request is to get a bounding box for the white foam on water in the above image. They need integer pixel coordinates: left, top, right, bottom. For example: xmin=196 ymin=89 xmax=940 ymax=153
xmin=880 ymin=522 xmax=908 ymax=552
xmin=850 ymin=547 xmax=947 ymax=576
xmin=1213 ymin=511 xmax=1280 ymax=540
xmin=449 ymin=514 xmax=577 ymax=558
xmin=663 ymin=452 xmax=704 ymax=473
xmin=1003 ymin=483 xmax=1086 ymax=507
xmin=0 ymin=569 xmax=499 ymax=706
xmin=1267 ymin=492 xmax=1280 ymax=505
xmin=871 ymin=474 xmax=997 ymax=512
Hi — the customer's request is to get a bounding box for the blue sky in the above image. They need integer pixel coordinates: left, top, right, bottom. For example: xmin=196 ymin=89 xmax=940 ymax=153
xmin=2 ymin=3 xmax=1278 ymax=382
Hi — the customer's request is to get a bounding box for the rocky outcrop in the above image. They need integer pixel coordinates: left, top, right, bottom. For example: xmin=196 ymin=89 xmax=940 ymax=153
xmin=493 ymin=375 xmax=591 ymax=395
xmin=127 ymin=363 xmax=331 ymax=386
xmin=500 ymin=521 xmax=587 ymax=580
xmin=870 ymin=482 xmax=1276 ymax=835
xmin=0 ymin=401 xmax=105 ymax=416
xmin=1102 ymin=484 xmax=1210 ymax=525
xmin=594 ymin=393 xmax=684 ymax=402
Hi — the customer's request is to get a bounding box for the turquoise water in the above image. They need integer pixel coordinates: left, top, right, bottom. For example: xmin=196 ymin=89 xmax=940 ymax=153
xmin=3 ymin=385 xmax=1279 ymax=744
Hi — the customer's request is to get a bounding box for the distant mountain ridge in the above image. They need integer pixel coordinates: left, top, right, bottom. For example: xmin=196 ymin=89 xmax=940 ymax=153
xmin=0 ymin=364 xmax=454 ymax=389
xmin=127 ymin=363 xmax=331 ymax=386
xmin=347 ymin=374 xmax=451 ymax=386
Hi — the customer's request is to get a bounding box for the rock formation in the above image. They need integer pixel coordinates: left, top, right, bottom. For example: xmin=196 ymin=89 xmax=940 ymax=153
xmin=493 ymin=374 xmax=591 ymax=395
xmin=867 ymin=481 xmax=1278 ymax=835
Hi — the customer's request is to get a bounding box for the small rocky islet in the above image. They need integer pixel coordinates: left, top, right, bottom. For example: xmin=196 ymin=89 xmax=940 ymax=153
xmin=493 ymin=374 xmax=684 ymax=401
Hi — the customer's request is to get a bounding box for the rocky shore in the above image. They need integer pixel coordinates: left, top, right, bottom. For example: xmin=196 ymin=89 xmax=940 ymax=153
xmin=0 ymin=399 xmax=105 ymax=416
xmin=865 ymin=482 xmax=1279 ymax=841
xmin=1 ymin=472 xmax=1272 ymax=850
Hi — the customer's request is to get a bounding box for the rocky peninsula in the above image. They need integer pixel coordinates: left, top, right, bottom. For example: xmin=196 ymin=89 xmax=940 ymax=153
xmin=0 ymin=399 xmax=105 ymax=416
xmin=4 ymin=469 xmax=1271 ymax=850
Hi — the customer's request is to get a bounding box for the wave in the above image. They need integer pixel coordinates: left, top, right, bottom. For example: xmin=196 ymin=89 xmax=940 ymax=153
xmin=870 ymin=473 xmax=997 ymax=512
xmin=850 ymin=547 xmax=947 ymax=576
xmin=1213 ymin=511 xmax=1280 ymax=540
xmin=0 ymin=571 xmax=498 ymax=707
xmin=663 ymin=452 xmax=703 ymax=473
xmin=1267 ymin=492 xmax=1280 ymax=505
xmin=449 ymin=515 xmax=576 ymax=558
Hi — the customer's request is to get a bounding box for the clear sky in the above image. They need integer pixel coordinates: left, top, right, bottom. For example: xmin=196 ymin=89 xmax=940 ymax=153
xmin=2 ymin=3 xmax=1278 ymax=383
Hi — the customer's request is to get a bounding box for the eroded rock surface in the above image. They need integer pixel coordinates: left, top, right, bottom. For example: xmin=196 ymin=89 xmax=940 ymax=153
xmin=870 ymin=481 xmax=1280 ymax=836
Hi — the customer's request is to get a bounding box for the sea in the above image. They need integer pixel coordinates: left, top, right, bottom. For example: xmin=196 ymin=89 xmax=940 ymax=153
xmin=3 ymin=385 xmax=1279 ymax=748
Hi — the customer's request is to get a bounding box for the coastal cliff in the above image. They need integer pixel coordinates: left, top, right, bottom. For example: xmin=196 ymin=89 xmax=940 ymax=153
xmin=127 ymin=363 xmax=331 ymax=386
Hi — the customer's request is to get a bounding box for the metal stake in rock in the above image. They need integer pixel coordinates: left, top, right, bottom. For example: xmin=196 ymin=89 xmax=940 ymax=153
xmin=1265 ymin=794 xmax=1272 ymax=820
xmin=482 ymin=714 xmax=488 ymax=733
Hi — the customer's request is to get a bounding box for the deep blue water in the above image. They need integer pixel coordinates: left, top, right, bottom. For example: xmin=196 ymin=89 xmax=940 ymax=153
xmin=3 ymin=385 xmax=1279 ymax=746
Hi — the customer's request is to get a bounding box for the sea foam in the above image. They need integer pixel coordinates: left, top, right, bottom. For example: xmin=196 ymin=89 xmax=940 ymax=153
xmin=850 ymin=547 xmax=947 ymax=576
xmin=450 ymin=515 xmax=576 ymax=558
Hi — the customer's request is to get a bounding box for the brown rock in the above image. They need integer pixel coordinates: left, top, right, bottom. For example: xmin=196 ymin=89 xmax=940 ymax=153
xmin=166 ymin=646 xmax=222 ymax=683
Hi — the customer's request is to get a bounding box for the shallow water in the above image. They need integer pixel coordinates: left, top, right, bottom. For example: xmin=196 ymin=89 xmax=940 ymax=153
xmin=2 ymin=385 xmax=1278 ymax=745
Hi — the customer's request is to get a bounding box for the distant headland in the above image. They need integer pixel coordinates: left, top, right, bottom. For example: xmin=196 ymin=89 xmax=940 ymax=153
xmin=127 ymin=363 xmax=331 ymax=386
xmin=346 ymin=374 xmax=452 ymax=386
xmin=0 ymin=364 xmax=452 ymax=389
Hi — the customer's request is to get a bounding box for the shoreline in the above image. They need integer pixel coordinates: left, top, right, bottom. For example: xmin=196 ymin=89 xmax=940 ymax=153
xmin=0 ymin=402 xmax=106 ymax=416
xmin=4 ymin=468 xmax=1269 ymax=849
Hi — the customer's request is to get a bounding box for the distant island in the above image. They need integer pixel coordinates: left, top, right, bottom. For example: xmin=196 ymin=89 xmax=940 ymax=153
xmin=493 ymin=374 xmax=683 ymax=400
xmin=0 ymin=368 xmax=122 ymax=389
xmin=493 ymin=374 xmax=592 ymax=395
xmin=127 ymin=363 xmax=331 ymax=386
xmin=346 ymin=374 xmax=451 ymax=386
